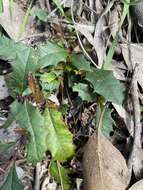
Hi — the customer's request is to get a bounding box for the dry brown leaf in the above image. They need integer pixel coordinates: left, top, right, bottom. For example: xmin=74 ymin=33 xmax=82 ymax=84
xmin=109 ymin=6 xmax=120 ymax=38
xmin=112 ymin=103 xmax=134 ymax=137
xmin=132 ymin=148 xmax=143 ymax=180
xmin=75 ymin=23 xmax=94 ymax=45
xmin=93 ymin=0 xmax=116 ymax=67
xmin=95 ymin=0 xmax=103 ymax=14
xmin=121 ymin=43 xmax=143 ymax=69
xmin=128 ymin=179 xmax=143 ymax=190
xmin=83 ymin=129 xmax=129 ymax=190
xmin=93 ymin=16 xmax=107 ymax=67
xmin=111 ymin=60 xmax=127 ymax=81
xmin=121 ymin=43 xmax=143 ymax=89
xmin=0 ymin=0 xmax=34 ymax=41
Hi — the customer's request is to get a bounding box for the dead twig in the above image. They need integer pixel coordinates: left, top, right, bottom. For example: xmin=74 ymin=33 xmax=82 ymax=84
xmin=128 ymin=64 xmax=142 ymax=178
xmin=34 ymin=163 xmax=41 ymax=190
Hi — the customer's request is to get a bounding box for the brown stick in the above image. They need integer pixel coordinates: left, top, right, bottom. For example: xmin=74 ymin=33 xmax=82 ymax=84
xmin=128 ymin=64 xmax=142 ymax=177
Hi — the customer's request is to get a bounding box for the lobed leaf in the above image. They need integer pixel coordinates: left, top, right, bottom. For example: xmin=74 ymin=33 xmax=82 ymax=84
xmin=72 ymin=83 xmax=96 ymax=102
xmin=71 ymin=54 xmax=92 ymax=71
xmin=0 ymin=36 xmax=27 ymax=60
xmin=0 ymin=37 xmax=39 ymax=95
xmin=43 ymin=106 xmax=75 ymax=161
xmin=86 ymin=69 xmax=124 ymax=104
xmin=10 ymin=101 xmax=48 ymax=164
xmin=10 ymin=48 xmax=38 ymax=93
xmin=38 ymin=42 xmax=68 ymax=68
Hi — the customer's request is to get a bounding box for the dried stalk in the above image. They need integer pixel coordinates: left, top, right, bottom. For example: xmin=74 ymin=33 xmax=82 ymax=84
xmin=34 ymin=162 xmax=41 ymax=190
xmin=128 ymin=64 xmax=142 ymax=177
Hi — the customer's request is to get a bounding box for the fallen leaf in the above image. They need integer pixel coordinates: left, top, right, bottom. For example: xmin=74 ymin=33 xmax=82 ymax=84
xmin=111 ymin=60 xmax=127 ymax=81
xmin=121 ymin=43 xmax=143 ymax=89
xmin=83 ymin=129 xmax=129 ymax=190
xmin=93 ymin=16 xmax=106 ymax=67
xmin=75 ymin=23 xmax=95 ymax=45
xmin=112 ymin=103 xmax=134 ymax=137
xmin=121 ymin=43 xmax=143 ymax=69
xmin=0 ymin=0 xmax=32 ymax=40
xmin=129 ymin=179 xmax=143 ymax=190
xmin=132 ymin=148 xmax=143 ymax=180
xmin=109 ymin=6 xmax=120 ymax=38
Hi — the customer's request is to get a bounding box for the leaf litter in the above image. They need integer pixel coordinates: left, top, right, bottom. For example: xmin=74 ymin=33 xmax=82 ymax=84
xmin=1 ymin=0 xmax=143 ymax=189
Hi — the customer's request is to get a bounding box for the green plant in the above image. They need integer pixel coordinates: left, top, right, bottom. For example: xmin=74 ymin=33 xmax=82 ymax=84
xmin=0 ymin=36 xmax=124 ymax=189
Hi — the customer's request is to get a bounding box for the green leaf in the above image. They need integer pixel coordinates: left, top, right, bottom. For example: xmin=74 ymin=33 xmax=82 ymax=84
xmin=0 ymin=37 xmax=38 ymax=95
xmin=38 ymin=42 xmax=68 ymax=68
xmin=71 ymin=54 xmax=92 ymax=71
xmin=103 ymin=38 xmax=118 ymax=69
xmin=5 ymin=72 xmax=23 ymax=97
xmin=40 ymin=72 xmax=57 ymax=83
xmin=11 ymin=48 xmax=37 ymax=92
xmin=9 ymin=48 xmax=38 ymax=94
xmin=50 ymin=161 xmax=73 ymax=190
xmin=72 ymin=83 xmax=96 ymax=102
xmin=0 ymin=142 xmax=15 ymax=154
xmin=41 ymin=80 xmax=60 ymax=93
xmin=0 ymin=36 xmax=27 ymax=60
xmin=35 ymin=8 xmax=48 ymax=22
xmin=0 ymin=164 xmax=23 ymax=190
xmin=96 ymin=107 xmax=113 ymax=138
xmin=10 ymin=101 xmax=48 ymax=164
xmin=86 ymin=69 xmax=124 ymax=104
xmin=43 ymin=106 xmax=75 ymax=161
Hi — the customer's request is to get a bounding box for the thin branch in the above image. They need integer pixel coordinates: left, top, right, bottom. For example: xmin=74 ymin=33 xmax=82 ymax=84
xmin=34 ymin=162 xmax=41 ymax=190
xmin=128 ymin=64 xmax=142 ymax=177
